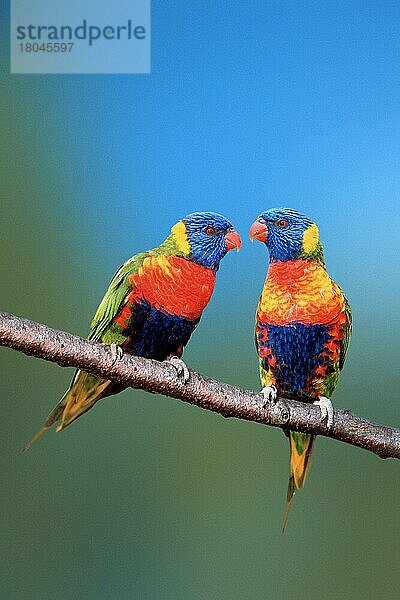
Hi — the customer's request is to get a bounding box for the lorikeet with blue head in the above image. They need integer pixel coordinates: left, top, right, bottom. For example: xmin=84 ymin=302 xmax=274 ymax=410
xmin=250 ymin=208 xmax=352 ymax=531
xmin=26 ymin=212 xmax=241 ymax=449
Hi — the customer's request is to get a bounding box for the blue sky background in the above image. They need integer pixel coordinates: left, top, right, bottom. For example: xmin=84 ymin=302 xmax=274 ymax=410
xmin=1 ymin=1 xmax=400 ymax=598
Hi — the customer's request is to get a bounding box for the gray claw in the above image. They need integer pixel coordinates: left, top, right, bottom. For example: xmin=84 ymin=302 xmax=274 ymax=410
xmin=258 ymin=385 xmax=278 ymax=407
xmin=313 ymin=396 xmax=334 ymax=429
xmin=165 ymin=356 xmax=190 ymax=383
xmin=106 ymin=343 xmax=124 ymax=365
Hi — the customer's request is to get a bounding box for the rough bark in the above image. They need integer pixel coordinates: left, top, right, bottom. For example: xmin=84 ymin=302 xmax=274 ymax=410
xmin=0 ymin=311 xmax=398 ymax=459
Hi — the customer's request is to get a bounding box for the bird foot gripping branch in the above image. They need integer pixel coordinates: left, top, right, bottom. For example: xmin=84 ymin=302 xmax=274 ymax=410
xmin=105 ymin=343 xmax=124 ymax=365
xmin=313 ymin=396 xmax=334 ymax=430
xmin=260 ymin=385 xmax=278 ymax=405
xmin=164 ymin=356 xmax=190 ymax=383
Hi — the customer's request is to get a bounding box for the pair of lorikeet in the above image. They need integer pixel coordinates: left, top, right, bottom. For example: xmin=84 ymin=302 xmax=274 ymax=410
xmin=26 ymin=209 xmax=352 ymax=529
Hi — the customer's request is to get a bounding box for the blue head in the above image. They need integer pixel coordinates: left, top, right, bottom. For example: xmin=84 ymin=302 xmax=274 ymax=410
xmin=250 ymin=208 xmax=323 ymax=262
xmin=170 ymin=212 xmax=241 ymax=270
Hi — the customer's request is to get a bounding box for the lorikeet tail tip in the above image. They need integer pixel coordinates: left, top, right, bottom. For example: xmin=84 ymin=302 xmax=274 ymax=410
xmin=21 ymin=394 xmax=68 ymax=451
xmin=21 ymin=425 xmax=50 ymax=452
xmin=282 ymin=432 xmax=316 ymax=533
xmin=282 ymin=475 xmax=296 ymax=533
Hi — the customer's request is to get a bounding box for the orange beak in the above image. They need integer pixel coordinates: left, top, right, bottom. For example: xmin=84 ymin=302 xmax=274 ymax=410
xmin=225 ymin=230 xmax=242 ymax=252
xmin=249 ymin=220 xmax=268 ymax=243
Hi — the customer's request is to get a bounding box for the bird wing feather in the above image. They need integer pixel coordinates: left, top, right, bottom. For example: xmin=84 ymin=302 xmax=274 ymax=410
xmin=339 ymin=294 xmax=352 ymax=370
xmin=89 ymin=252 xmax=147 ymax=343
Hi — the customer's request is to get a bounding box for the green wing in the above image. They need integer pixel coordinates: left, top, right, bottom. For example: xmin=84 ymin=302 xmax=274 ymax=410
xmin=89 ymin=252 xmax=147 ymax=343
xmin=339 ymin=294 xmax=352 ymax=370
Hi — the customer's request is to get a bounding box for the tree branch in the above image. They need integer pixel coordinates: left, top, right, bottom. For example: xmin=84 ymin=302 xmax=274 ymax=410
xmin=0 ymin=311 xmax=398 ymax=459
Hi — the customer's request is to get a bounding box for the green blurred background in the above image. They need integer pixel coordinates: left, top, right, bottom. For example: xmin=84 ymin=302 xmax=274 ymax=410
xmin=1 ymin=2 xmax=399 ymax=599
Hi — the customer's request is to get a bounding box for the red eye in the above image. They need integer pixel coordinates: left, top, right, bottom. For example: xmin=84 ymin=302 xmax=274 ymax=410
xmin=205 ymin=226 xmax=216 ymax=235
xmin=276 ymin=218 xmax=288 ymax=228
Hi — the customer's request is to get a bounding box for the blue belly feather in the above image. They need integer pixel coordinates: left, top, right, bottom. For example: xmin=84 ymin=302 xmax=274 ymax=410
xmin=258 ymin=322 xmax=335 ymax=396
xmin=127 ymin=300 xmax=200 ymax=361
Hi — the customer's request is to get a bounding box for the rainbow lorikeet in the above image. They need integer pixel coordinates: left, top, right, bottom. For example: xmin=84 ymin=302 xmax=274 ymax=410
xmin=26 ymin=212 xmax=241 ymax=449
xmin=250 ymin=208 xmax=352 ymax=531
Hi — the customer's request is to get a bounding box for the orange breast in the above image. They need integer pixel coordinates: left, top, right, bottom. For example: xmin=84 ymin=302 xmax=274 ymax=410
xmin=258 ymin=259 xmax=345 ymax=326
xmin=129 ymin=254 xmax=216 ymax=320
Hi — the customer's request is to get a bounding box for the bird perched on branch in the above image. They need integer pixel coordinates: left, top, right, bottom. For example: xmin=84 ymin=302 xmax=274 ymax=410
xmin=26 ymin=212 xmax=241 ymax=448
xmin=250 ymin=208 xmax=351 ymax=531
